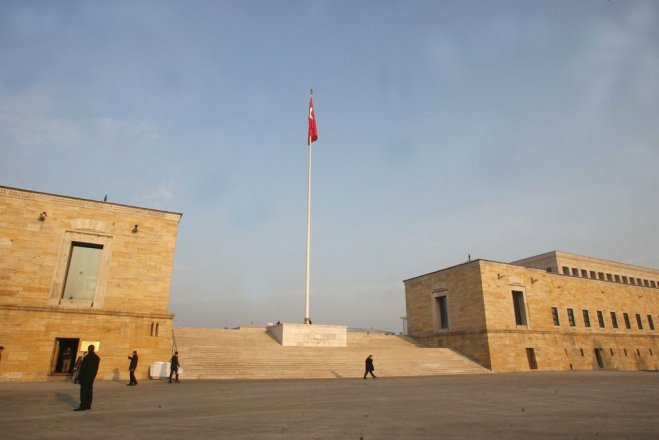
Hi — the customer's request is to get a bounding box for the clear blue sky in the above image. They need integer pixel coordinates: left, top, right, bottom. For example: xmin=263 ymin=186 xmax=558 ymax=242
xmin=2 ymin=1 xmax=658 ymax=332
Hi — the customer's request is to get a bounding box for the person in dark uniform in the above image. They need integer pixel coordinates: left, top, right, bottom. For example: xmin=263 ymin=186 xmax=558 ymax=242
xmin=75 ymin=344 xmax=100 ymax=411
xmin=169 ymin=351 xmax=180 ymax=383
xmin=127 ymin=351 xmax=139 ymax=386
xmin=363 ymin=354 xmax=376 ymax=379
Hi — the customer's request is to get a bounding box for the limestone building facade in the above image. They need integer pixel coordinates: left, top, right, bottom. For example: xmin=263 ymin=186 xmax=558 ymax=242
xmin=404 ymin=251 xmax=658 ymax=372
xmin=0 ymin=186 xmax=182 ymax=381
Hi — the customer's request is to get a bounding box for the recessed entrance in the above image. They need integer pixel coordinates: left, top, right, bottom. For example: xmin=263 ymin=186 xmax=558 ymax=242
xmin=50 ymin=338 xmax=79 ymax=375
xmin=594 ymin=348 xmax=604 ymax=369
xmin=526 ymin=348 xmax=538 ymax=370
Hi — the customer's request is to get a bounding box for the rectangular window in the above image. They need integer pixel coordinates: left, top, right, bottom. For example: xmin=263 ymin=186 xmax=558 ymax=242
xmin=562 ymin=266 xmax=570 ymax=275
xmin=637 ymin=278 xmax=643 ymax=285
xmin=435 ymin=295 xmax=449 ymax=330
xmin=622 ymin=276 xmax=628 ymax=284
xmin=598 ymin=272 xmax=605 ymax=280
xmin=597 ymin=311 xmax=605 ymax=328
xmin=546 ymin=267 xmax=553 ymax=273
xmin=582 ymin=310 xmax=591 ymax=327
xmin=610 ymin=312 xmax=619 ymax=328
xmin=62 ymin=242 xmax=103 ymax=301
xmin=630 ymin=277 xmax=636 ymax=285
xmin=648 ymin=315 xmax=655 ymax=330
xmin=512 ymin=291 xmax=527 ymax=326
xmin=643 ymin=279 xmax=649 ymax=287
xmin=651 ymin=281 xmax=657 ymax=288
xmin=635 ymin=314 xmax=643 ymax=330
xmin=606 ymin=273 xmax=613 ymax=282
xmin=589 ymin=270 xmax=596 ymax=279
xmin=572 ymin=268 xmax=579 ymax=277
xmin=551 ymin=307 xmax=560 ymax=326
xmin=614 ymin=275 xmax=621 ymax=283
xmin=623 ymin=313 xmax=631 ymax=329
xmin=581 ymin=269 xmax=588 ymax=278
xmin=567 ymin=308 xmax=576 ymax=326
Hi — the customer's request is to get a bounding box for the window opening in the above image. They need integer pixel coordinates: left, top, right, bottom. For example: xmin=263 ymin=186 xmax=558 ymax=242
xmin=567 ymin=308 xmax=576 ymax=327
xmin=62 ymin=242 xmax=103 ymax=301
xmin=551 ymin=307 xmax=560 ymax=326
xmin=512 ymin=291 xmax=527 ymax=326
xmin=623 ymin=313 xmax=631 ymax=329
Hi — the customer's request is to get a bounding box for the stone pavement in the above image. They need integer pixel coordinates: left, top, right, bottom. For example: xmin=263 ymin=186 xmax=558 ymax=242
xmin=1 ymin=371 xmax=657 ymax=439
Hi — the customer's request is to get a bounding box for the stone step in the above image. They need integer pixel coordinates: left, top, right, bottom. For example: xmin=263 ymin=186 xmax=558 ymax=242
xmin=172 ymin=327 xmax=489 ymax=380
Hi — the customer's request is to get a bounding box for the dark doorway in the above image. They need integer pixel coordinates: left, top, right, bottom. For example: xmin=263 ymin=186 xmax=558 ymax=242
xmin=594 ymin=348 xmax=604 ymax=369
xmin=50 ymin=338 xmax=79 ymax=375
xmin=526 ymin=348 xmax=538 ymax=370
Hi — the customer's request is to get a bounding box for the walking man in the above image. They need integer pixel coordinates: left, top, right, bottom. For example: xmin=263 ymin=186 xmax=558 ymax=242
xmin=75 ymin=344 xmax=100 ymax=411
xmin=364 ymin=354 xmax=376 ymax=379
xmin=169 ymin=351 xmax=180 ymax=383
xmin=127 ymin=350 xmax=138 ymax=386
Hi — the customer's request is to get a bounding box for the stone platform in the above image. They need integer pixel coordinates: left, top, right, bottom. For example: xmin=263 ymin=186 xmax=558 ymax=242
xmin=266 ymin=322 xmax=347 ymax=347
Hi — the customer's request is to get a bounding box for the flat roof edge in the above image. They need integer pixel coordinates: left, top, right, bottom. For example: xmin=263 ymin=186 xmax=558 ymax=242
xmin=1 ymin=185 xmax=183 ymax=220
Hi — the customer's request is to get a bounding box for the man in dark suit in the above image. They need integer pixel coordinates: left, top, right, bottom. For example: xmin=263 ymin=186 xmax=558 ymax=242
xmin=169 ymin=351 xmax=180 ymax=383
xmin=127 ymin=350 xmax=139 ymax=386
xmin=75 ymin=344 xmax=100 ymax=411
xmin=363 ymin=354 xmax=376 ymax=379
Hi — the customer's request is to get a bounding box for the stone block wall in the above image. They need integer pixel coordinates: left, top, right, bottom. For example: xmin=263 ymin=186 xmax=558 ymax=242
xmin=405 ymin=255 xmax=658 ymax=372
xmin=0 ymin=187 xmax=181 ymax=381
xmin=405 ymin=261 xmax=492 ymax=368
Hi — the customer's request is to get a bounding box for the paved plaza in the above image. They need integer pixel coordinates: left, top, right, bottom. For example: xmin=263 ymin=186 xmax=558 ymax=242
xmin=1 ymin=371 xmax=657 ymax=439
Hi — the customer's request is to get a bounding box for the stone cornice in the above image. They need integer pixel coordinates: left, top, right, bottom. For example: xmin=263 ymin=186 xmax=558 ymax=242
xmin=0 ymin=304 xmax=175 ymax=320
xmin=1 ymin=185 xmax=182 ymax=222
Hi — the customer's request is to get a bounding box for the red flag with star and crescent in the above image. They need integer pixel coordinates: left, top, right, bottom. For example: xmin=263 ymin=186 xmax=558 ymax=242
xmin=308 ymin=97 xmax=318 ymax=146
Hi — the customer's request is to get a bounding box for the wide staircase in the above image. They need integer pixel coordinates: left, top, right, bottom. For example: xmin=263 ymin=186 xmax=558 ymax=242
xmin=172 ymin=327 xmax=489 ymax=380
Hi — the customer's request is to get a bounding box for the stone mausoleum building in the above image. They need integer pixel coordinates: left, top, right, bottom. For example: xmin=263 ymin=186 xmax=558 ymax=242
xmin=0 ymin=186 xmax=181 ymax=381
xmin=405 ymin=251 xmax=658 ymax=372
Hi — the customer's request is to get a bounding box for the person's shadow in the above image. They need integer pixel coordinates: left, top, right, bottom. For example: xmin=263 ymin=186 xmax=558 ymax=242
xmin=55 ymin=392 xmax=77 ymax=409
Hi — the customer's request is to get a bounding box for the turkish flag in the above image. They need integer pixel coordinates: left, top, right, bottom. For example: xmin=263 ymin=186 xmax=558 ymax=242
xmin=308 ymin=97 xmax=318 ymax=145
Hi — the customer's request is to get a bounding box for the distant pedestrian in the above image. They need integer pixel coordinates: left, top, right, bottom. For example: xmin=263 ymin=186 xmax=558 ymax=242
xmin=75 ymin=345 xmax=100 ymax=411
xmin=127 ymin=351 xmax=139 ymax=386
xmin=364 ymin=354 xmax=376 ymax=379
xmin=61 ymin=347 xmax=72 ymax=373
xmin=169 ymin=351 xmax=180 ymax=383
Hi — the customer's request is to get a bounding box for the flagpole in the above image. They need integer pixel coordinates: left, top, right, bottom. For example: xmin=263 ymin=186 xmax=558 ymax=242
xmin=304 ymin=134 xmax=312 ymax=324
xmin=304 ymin=88 xmax=318 ymax=325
